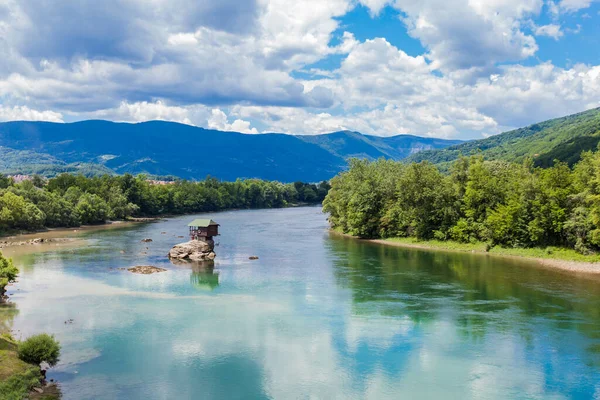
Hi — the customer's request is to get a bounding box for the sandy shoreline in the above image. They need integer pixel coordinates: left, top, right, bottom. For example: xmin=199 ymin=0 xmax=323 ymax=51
xmin=330 ymin=230 xmax=600 ymax=275
xmin=0 ymin=220 xmax=153 ymax=258
xmin=0 ymin=220 xmax=149 ymax=243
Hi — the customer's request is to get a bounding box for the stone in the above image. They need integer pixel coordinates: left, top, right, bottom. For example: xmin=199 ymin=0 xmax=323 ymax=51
xmin=141 ymin=238 xmax=153 ymax=242
xmin=249 ymin=256 xmax=259 ymax=260
xmin=127 ymin=266 xmax=167 ymax=274
xmin=168 ymin=240 xmax=216 ymax=261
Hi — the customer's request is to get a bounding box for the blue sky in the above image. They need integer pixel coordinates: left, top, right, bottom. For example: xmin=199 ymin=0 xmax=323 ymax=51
xmin=0 ymin=0 xmax=599 ymax=139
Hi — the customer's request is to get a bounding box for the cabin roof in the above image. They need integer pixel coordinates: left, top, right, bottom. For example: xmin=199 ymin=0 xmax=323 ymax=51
xmin=188 ymin=219 xmax=219 ymax=227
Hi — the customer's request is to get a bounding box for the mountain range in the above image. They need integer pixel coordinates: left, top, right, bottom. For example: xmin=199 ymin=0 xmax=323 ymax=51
xmin=0 ymin=120 xmax=461 ymax=182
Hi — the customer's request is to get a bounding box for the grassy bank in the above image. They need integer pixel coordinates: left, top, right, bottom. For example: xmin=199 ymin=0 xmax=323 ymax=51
xmin=0 ymin=334 xmax=52 ymax=400
xmin=379 ymin=237 xmax=600 ymax=262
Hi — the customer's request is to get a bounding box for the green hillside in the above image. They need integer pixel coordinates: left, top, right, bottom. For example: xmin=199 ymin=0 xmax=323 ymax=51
xmin=406 ymin=107 xmax=600 ymax=168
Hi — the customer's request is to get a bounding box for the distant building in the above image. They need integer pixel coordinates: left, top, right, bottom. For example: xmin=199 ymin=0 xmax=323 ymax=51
xmin=9 ymin=174 xmax=33 ymax=183
xmin=188 ymin=219 xmax=220 ymax=242
xmin=146 ymin=180 xmax=175 ymax=185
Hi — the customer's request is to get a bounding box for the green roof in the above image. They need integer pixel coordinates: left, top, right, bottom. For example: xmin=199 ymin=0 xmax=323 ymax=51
xmin=188 ymin=219 xmax=219 ymax=227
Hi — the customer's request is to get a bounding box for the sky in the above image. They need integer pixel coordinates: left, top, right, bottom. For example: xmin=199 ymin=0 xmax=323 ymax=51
xmin=0 ymin=0 xmax=599 ymax=139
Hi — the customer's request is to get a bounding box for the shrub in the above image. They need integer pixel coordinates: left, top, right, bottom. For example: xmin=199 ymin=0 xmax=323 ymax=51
xmin=17 ymin=334 xmax=61 ymax=366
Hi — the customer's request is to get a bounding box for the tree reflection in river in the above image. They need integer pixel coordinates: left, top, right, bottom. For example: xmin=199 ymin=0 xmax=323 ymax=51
xmin=170 ymin=259 xmax=220 ymax=291
xmin=328 ymin=234 xmax=600 ymax=364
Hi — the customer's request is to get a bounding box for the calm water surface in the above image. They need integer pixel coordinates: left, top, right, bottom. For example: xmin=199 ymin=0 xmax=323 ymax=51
xmin=2 ymin=206 xmax=600 ymax=399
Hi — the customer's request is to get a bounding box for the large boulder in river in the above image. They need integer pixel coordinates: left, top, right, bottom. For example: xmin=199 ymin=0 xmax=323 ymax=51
xmin=168 ymin=240 xmax=216 ymax=261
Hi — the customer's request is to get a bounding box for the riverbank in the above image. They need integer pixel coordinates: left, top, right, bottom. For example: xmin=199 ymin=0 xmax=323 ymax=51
xmin=378 ymin=238 xmax=600 ymax=274
xmin=331 ymin=231 xmax=600 ymax=274
xmin=0 ymin=334 xmax=59 ymax=400
xmin=0 ymin=218 xmax=159 ymax=241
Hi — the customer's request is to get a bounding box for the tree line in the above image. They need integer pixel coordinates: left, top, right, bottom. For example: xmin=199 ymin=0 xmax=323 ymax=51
xmin=0 ymin=174 xmax=330 ymax=233
xmin=323 ymin=149 xmax=600 ymax=254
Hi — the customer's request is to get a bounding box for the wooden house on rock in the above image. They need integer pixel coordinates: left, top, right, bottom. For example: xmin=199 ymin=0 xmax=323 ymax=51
xmin=188 ymin=219 xmax=220 ymax=242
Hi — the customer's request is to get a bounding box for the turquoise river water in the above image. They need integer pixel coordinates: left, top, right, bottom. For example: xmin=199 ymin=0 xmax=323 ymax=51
xmin=2 ymin=206 xmax=600 ymax=399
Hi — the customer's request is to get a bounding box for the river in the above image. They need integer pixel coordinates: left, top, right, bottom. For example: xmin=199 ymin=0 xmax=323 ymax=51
xmin=2 ymin=206 xmax=600 ymax=399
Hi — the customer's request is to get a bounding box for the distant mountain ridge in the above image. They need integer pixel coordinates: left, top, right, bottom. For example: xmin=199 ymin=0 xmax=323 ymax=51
xmin=406 ymin=107 xmax=600 ymax=168
xmin=0 ymin=120 xmax=461 ymax=182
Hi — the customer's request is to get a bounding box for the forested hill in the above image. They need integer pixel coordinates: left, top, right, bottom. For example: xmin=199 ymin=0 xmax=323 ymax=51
xmin=0 ymin=121 xmax=460 ymax=182
xmin=406 ymin=107 xmax=600 ymax=168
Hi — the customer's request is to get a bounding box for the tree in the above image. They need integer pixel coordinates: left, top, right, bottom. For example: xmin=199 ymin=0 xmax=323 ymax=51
xmin=0 ymin=251 xmax=18 ymax=295
xmin=0 ymin=192 xmax=45 ymax=231
xmin=0 ymin=174 xmax=13 ymax=189
xmin=75 ymin=193 xmax=109 ymax=224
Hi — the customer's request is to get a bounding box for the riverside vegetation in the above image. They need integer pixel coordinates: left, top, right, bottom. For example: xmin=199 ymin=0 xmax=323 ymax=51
xmin=323 ymin=148 xmax=600 ymax=259
xmin=0 ymin=174 xmax=330 ymax=234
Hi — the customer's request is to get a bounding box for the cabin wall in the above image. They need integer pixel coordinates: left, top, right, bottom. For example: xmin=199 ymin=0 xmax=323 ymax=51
xmin=189 ymin=226 xmax=219 ymax=239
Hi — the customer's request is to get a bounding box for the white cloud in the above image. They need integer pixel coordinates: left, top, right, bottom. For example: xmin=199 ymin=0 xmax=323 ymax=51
xmin=534 ymin=24 xmax=564 ymax=39
xmin=0 ymin=0 xmax=598 ymax=140
xmin=357 ymin=0 xmax=393 ymax=16
xmin=389 ymin=0 xmax=542 ymax=80
xmin=84 ymin=101 xmax=211 ymax=126
xmin=208 ymin=108 xmax=258 ymax=134
xmin=0 ymin=105 xmax=63 ymax=122
xmin=559 ymin=0 xmax=598 ymax=12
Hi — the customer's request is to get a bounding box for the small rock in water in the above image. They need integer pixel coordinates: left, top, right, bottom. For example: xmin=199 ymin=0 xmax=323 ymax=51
xmin=141 ymin=238 xmax=153 ymax=243
xmin=127 ymin=265 xmax=167 ymax=274
xmin=249 ymin=256 xmax=259 ymax=260
xmin=161 ymin=232 xmax=167 ymax=234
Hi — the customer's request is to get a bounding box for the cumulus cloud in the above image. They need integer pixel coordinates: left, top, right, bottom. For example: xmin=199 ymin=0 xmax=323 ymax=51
xmin=231 ymin=37 xmax=600 ymax=138
xmin=208 ymin=109 xmax=258 ymax=134
xmin=389 ymin=0 xmax=542 ymax=80
xmin=84 ymin=101 xmax=211 ymax=126
xmin=0 ymin=0 xmax=348 ymax=113
xmin=0 ymin=0 xmax=598 ymax=140
xmin=0 ymin=105 xmax=63 ymax=122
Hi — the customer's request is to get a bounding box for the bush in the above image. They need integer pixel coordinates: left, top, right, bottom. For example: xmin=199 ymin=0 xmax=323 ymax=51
xmin=17 ymin=334 xmax=61 ymax=366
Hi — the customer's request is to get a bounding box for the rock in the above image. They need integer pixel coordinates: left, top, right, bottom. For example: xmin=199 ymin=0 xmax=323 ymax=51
xmin=249 ymin=256 xmax=259 ymax=260
xmin=168 ymin=240 xmax=216 ymax=261
xmin=127 ymin=266 xmax=167 ymax=274
xmin=141 ymin=238 xmax=153 ymax=243
xmin=32 ymin=387 xmax=43 ymax=394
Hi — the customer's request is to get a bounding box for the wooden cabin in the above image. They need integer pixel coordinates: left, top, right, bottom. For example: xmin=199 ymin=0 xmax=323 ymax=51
xmin=188 ymin=219 xmax=220 ymax=241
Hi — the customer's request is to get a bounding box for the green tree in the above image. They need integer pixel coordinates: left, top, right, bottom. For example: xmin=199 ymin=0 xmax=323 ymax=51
xmin=0 ymin=251 xmax=18 ymax=295
xmin=75 ymin=193 xmax=109 ymax=224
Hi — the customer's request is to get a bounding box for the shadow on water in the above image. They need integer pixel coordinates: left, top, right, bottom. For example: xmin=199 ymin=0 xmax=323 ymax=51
xmin=328 ymin=234 xmax=600 ymax=360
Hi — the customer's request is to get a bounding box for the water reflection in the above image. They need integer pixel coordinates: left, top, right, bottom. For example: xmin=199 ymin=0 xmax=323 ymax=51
xmin=0 ymin=302 xmax=18 ymax=334
xmin=170 ymin=259 xmax=220 ymax=291
xmin=329 ymin=235 xmax=600 ymax=383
